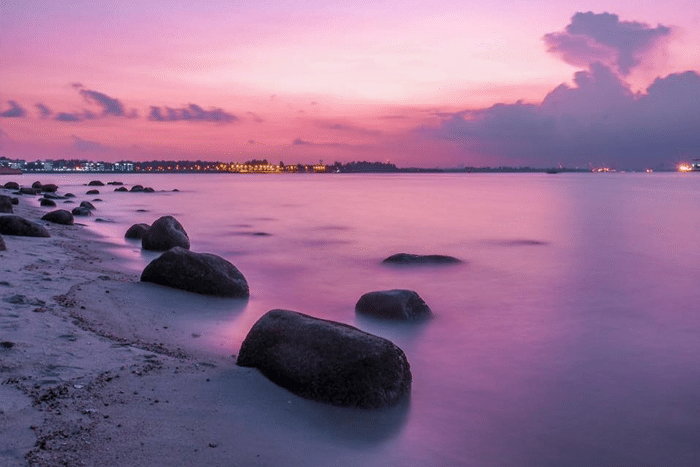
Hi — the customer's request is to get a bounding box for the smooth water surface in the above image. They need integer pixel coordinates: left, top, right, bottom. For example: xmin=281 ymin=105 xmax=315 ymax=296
xmin=13 ymin=172 xmax=700 ymax=466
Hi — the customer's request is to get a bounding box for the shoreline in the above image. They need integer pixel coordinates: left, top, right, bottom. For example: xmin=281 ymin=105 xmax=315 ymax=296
xmin=1 ymin=193 xmax=409 ymax=467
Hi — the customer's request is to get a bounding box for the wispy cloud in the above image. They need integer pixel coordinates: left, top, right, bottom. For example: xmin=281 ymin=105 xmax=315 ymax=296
xmin=543 ymin=12 xmax=672 ymax=75
xmin=54 ymin=110 xmax=97 ymax=122
xmin=72 ymin=135 xmax=109 ymax=152
xmin=0 ymin=100 xmax=26 ymax=118
xmin=148 ymin=104 xmax=237 ymax=123
xmin=35 ymin=103 xmax=53 ymax=118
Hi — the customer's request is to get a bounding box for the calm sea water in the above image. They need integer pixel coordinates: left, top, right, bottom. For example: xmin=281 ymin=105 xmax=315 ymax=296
xmin=12 ymin=172 xmax=700 ymax=466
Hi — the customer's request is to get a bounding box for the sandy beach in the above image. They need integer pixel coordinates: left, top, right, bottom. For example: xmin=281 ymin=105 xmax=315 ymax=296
xmin=1 ymin=192 xmax=409 ymax=467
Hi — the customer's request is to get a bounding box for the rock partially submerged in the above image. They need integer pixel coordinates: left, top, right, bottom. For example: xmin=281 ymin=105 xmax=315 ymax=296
xmin=0 ymin=215 xmax=50 ymax=237
xmin=3 ymin=181 xmax=19 ymax=190
xmin=355 ymin=289 xmax=432 ymax=321
xmin=237 ymin=309 xmax=412 ymax=408
xmin=142 ymin=216 xmax=190 ymax=251
xmin=0 ymin=195 xmax=13 ymax=213
xmin=80 ymin=201 xmax=96 ymax=210
xmin=41 ymin=184 xmax=58 ymax=193
xmin=114 ymin=187 xmax=128 ymax=192
xmin=382 ymin=253 xmax=462 ymax=265
xmin=0 ymin=234 xmax=5 ymax=251
xmin=140 ymin=247 xmax=249 ymax=297
xmin=87 ymin=180 xmax=104 ymax=186
xmin=39 ymin=198 xmax=56 ymax=207
xmin=86 ymin=189 xmax=100 ymax=195
xmin=71 ymin=206 xmax=92 ymax=216
xmin=130 ymin=185 xmax=144 ymax=192
xmin=125 ymin=223 xmax=150 ymax=239
xmin=41 ymin=209 xmax=74 ymax=225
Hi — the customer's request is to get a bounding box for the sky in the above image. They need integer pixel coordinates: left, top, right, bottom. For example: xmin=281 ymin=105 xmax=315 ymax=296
xmin=1 ymin=1 xmax=699 ymax=169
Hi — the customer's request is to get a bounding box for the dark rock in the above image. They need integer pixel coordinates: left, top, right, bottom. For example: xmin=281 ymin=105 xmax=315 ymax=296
xmin=355 ymin=289 xmax=432 ymax=321
xmin=31 ymin=181 xmax=43 ymax=189
xmin=237 ymin=309 xmax=412 ymax=408
xmin=0 ymin=215 xmax=50 ymax=237
xmin=63 ymin=200 xmax=74 ymax=204
xmin=3 ymin=182 xmax=20 ymax=190
xmin=172 ymin=189 xmax=179 ymax=192
xmin=41 ymin=184 xmax=58 ymax=193
xmin=114 ymin=187 xmax=128 ymax=192
xmin=130 ymin=185 xmax=144 ymax=192
xmin=39 ymin=198 xmax=56 ymax=207
xmin=143 ymin=187 xmax=155 ymax=193
xmin=80 ymin=201 xmax=96 ymax=210
xmin=0 ymin=234 xmax=5 ymax=251
xmin=125 ymin=223 xmax=150 ymax=239
xmin=0 ymin=195 xmax=13 ymax=213
xmin=19 ymin=187 xmax=38 ymax=195
xmin=107 ymin=181 xmax=123 ymax=185
xmin=11 ymin=198 xmax=18 ymax=205
xmin=141 ymin=215 xmax=189 ymax=251
xmin=43 ymin=193 xmax=65 ymax=200
xmin=140 ymin=247 xmax=248 ymax=297
xmin=92 ymin=198 xmax=103 ymax=202
xmin=41 ymin=209 xmax=74 ymax=225
xmin=86 ymin=189 xmax=100 ymax=195
xmin=382 ymin=253 xmax=462 ymax=265
xmin=64 ymin=193 xmax=76 ymax=198
xmin=87 ymin=180 xmax=104 ymax=186
xmin=71 ymin=206 xmax=92 ymax=216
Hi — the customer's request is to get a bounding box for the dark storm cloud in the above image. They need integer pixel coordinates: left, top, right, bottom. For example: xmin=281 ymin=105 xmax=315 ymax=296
xmin=544 ymin=12 xmax=671 ymax=75
xmin=148 ymin=104 xmax=238 ymax=123
xmin=426 ymin=63 xmax=700 ymax=169
xmin=35 ymin=103 xmax=53 ymax=118
xmin=0 ymin=100 xmax=26 ymax=118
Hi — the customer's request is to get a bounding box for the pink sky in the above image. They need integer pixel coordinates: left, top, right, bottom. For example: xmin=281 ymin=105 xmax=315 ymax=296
xmin=1 ymin=1 xmax=699 ymax=168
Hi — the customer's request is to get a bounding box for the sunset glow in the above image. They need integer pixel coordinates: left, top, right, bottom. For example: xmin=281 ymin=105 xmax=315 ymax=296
xmin=1 ymin=1 xmax=699 ymax=168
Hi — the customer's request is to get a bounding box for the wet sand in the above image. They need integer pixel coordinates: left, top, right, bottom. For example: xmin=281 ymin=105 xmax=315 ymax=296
xmin=1 ymin=192 xmax=409 ymax=467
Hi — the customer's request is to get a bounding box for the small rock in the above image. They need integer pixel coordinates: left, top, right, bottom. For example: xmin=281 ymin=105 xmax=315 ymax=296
xmin=355 ymin=289 xmax=432 ymax=321
xmin=41 ymin=209 xmax=74 ymax=225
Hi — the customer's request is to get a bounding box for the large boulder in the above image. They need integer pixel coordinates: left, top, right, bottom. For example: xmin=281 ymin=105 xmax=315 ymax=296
xmin=355 ymin=289 xmax=432 ymax=321
xmin=140 ymin=247 xmax=249 ymax=297
xmin=39 ymin=198 xmax=56 ymax=207
xmin=3 ymin=182 xmax=19 ymax=190
xmin=382 ymin=253 xmax=462 ymax=265
xmin=0 ymin=234 xmax=5 ymax=251
xmin=125 ymin=223 xmax=150 ymax=239
xmin=130 ymin=185 xmax=144 ymax=192
xmin=41 ymin=184 xmax=58 ymax=193
xmin=31 ymin=181 xmax=43 ymax=189
xmin=237 ymin=309 xmax=412 ymax=408
xmin=0 ymin=195 xmax=13 ymax=213
xmin=141 ymin=216 xmax=190 ymax=251
xmin=41 ymin=209 xmax=74 ymax=225
xmin=0 ymin=215 xmax=50 ymax=237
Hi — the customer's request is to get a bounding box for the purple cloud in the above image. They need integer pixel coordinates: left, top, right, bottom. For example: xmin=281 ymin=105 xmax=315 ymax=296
xmin=0 ymin=100 xmax=26 ymax=118
xmin=293 ymin=138 xmax=311 ymax=145
xmin=72 ymin=135 xmax=108 ymax=152
xmin=544 ymin=12 xmax=671 ymax=75
xmin=148 ymin=104 xmax=237 ymax=123
xmin=35 ymin=103 xmax=53 ymax=118
xmin=426 ymin=63 xmax=700 ymax=169
xmin=79 ymin=89 xmax=126 ymax=117
xmin=54 ymin=110 xmax=97 ymax=122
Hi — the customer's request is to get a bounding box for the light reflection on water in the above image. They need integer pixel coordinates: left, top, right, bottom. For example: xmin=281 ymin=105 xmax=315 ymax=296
xmin=26 ymin=172 xmax=700 ymax=466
